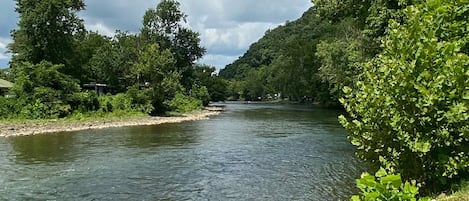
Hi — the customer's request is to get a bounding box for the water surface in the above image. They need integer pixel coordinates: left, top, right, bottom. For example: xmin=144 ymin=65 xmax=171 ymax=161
xmin=0 ymin=103 xmax=365 ymax=200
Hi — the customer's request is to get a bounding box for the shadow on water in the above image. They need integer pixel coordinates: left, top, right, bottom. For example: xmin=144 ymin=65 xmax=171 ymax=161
xmin=9 ymin=133 xmax=77 ymax=164
xmin=122 ymin=123 xmax=200 ymax=149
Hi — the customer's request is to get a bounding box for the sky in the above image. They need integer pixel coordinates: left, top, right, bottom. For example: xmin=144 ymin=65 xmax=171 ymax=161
xmin=0 ymin=0 xmax=312 ymax=70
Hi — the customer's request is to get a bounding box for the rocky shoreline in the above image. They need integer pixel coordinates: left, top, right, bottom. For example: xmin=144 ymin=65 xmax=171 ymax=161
xmin=0 ymin=107 xmax=224 ymax=137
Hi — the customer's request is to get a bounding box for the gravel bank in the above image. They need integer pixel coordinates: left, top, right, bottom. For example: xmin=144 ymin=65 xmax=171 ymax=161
xmin=0 ymin=107 xmax=224 ymax=137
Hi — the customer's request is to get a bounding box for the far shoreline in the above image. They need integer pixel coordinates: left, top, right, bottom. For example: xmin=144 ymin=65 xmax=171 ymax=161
xmin=0 ymin=106 xmax=224 ymax=137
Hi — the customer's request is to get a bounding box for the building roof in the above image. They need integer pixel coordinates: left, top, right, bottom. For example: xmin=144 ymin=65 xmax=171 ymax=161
xmin=0 ymin=79 xmax=13 ymax=89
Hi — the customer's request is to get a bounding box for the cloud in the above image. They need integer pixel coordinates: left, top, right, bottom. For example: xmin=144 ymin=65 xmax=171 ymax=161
xmin=201 ymin=22 xmax=277 ymax=55
xmin=79 ymin=0 xmax=156 ymax=34
xmin=0 ymin=0 xmax=312 ymax=70
xmin=85 ymin=22 xmax=115 ymax=37
xmin=197 ymin=54 xmax=240 ymax=70
xmin=0 ymin=37 xmax=12 ymax=68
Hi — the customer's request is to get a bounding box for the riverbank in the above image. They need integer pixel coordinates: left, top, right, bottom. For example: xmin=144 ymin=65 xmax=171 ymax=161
xmin=0 ymin=106 xmax=224 ymax=137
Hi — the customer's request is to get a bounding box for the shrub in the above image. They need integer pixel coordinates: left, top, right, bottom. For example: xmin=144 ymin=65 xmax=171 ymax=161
xmin=340 ymin=0 xmax=469 ymax=192
xmin=351 ymin=169 xmax=429 ymax=201
xmin=69 ymin=91 xmax=99 ymax=112
xmin=191 ymin=85 xmax=210 ymax=106
xmin=167 ymin=92 xmax=203 ymax=113
xmin=126 ymin=85 xmax=154 ymax=114
xmin=98 ymin=93 xmax=133 ymax=113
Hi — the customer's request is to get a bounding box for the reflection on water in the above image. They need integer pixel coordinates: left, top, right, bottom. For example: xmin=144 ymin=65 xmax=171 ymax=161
xmin=0 ymin=103 xmax=366 ymax=200
xmin=11 ymin=133 xmax=77 ymax=164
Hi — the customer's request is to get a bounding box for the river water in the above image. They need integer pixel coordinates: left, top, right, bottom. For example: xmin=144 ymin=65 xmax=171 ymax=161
xmin=0 ymin=103 xmax=366 ymax=200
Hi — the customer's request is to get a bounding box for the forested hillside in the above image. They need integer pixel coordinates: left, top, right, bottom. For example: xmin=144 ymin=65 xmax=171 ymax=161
xmin=219 ymin=0 xmax=419 ymax=105
xmin=221 ymin=0 xmax=469 ymax=198
xmin=220 ymin=8 xmax=335 ymax=103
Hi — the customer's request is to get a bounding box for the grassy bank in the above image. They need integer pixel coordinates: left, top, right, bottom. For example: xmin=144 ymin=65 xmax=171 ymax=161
xmin=437 ymin=182 xmax=469 ymax=201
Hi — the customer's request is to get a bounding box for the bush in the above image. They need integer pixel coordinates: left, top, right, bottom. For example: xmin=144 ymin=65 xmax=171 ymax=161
xmin=340 ymin=0 xmax=469 ymax=192
xmin=351 ymin=169 xmax=429 ymax=201
xmin=167 ymin=92 xmax=203 ymax=113
xmin=98 ymin=93 xmax=133 ymax=113
xmin=126 ymin=85 xmax=154 ymax=114
xmin=191 ymin=85 xmax=210 ymax=106
xmin=0 ymin=96 xmax=23 ymax=119
xmin=69 ymin=91 xmax=99 ymax=112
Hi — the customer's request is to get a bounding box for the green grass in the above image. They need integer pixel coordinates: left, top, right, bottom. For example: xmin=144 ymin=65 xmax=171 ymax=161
xmin=437 ymin=181 xmax=469 ymax=201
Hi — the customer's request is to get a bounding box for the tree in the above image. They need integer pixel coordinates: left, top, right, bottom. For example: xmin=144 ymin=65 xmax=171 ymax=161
xmin=192 ymin=65 xmax=228 ymax=102
xmin=316 ymin=19 xmax=367 ymax=101
xmin=132 ymin=44 xmax=181 ymax=113
xmin=12 ymin=61 xmax=81 ymax=118
xmin=9 ymin=0 xmax=85 ymax=78
xmin=140 ymin=0 xmax=205 ymax=88
xmin=340 ymin=0 xmax=469 ymax=192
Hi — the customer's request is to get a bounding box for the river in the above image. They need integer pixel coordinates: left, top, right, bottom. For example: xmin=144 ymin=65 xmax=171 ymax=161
xmin=0 ymin=103 xmax=366 ymax=200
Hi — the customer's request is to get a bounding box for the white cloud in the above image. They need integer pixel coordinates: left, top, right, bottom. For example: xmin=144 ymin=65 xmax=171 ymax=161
xmin=0 ymin=0 xmax=312 ymax=69
xmin=197 ymin=54 xmax=240 ymax=71
xmin=85 ymin=22 xmax=115 ymax=37
xmin=201 ymin=22 xmax=278 ymax=53
xmin=0 ymin=37 xmax=12 ymax=67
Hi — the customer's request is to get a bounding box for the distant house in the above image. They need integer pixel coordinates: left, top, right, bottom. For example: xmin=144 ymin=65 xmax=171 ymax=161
xmin=83 ymin=83 xmax=108 ymax=96
xmin=0 ymin=78 xmax=13 ymax=97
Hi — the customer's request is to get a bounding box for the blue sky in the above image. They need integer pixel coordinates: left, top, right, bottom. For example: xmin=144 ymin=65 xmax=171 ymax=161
xmin=0 ymin=0 xmax=312 ymax=70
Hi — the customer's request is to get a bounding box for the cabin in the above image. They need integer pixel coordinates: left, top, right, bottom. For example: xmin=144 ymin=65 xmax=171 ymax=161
xmin=83 ymin=83 xmax=108 ymax=96
xmin=0 ymin=78 xmax=13 ymax=97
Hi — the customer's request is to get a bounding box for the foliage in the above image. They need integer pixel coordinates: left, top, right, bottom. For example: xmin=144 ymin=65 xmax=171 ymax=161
xmin=351 ymin=168 xmax=429 ymax=201
xmin=219 ymin=8 xmax=336 ymax=103
xmin=340 ymin=0 xmax=469 ymax=192
xmin=12 ymin=61 xmax=80 ymax=97
xmin=167 ymin=92 xmax=203 ymax=113
xmin=191 ymin=65 xmax=228 ymax=102
xmin=9 ymin=0 xmax=85 ymax=77
xmin=141 ymin=0 xmax=205 ymax=88
xmin=315 ymin=18 xmax=368 ymax=101
xmin=131 ymin=43 xmax=182 ymax=114
xmin=190 ymin=85 xmax=210 ymax=106
xmin=0 ymin=68 xmax=12 ymax=81
xmin=69 ymin=91 xmax=100 ymax=112
xmin=436 ymin=181 xmax=469 ymax=201
xmin=126 ymin=85 xmax=154 ymax=114
xmin=5 ymin=0 xmax=213 ymax=119
xmin=98 ymin=93 xmax=133 ymax=113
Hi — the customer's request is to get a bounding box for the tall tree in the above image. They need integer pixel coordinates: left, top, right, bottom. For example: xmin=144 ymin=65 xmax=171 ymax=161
xmin=140 ymin=0 xmax=205 ymax=88
xmin=9 ymin=0 xmax=85 ymax=78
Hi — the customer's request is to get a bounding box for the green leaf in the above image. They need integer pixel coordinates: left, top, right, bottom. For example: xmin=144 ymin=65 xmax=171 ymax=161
xmin=380 ymin=174 xmax=402 ymax=188
xmin=375 ymin=168 xmax=387 ymax=178
xmin=350 ymin=195 xmax=361 ymax=201
xmin=364 ymin=191 xmax=380 ymax=201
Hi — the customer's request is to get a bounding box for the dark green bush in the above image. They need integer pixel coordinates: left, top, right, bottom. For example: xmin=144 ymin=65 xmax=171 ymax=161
xmin=69 ymin=91 xmax=100 ymax=112
xmin=126 ymin=85 xmax=154 ymax=114
xmin=98 ymin=93 xmax=133 ymax=113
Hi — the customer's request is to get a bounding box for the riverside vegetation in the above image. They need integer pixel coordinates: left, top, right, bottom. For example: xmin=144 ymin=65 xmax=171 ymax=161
xmin=220 ymin=0 xmax=468 ymax=199
xmin=1 ymin=0 xmax=468 ymax=200
xmin=1 ymin=0 xmax=227 ymax=121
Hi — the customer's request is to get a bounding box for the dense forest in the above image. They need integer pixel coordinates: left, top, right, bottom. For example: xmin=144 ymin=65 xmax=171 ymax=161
xmin=0 ymin=0 xmax=227 ymax=119
xmin=221 ymin=0 xmax=468 ymax=198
